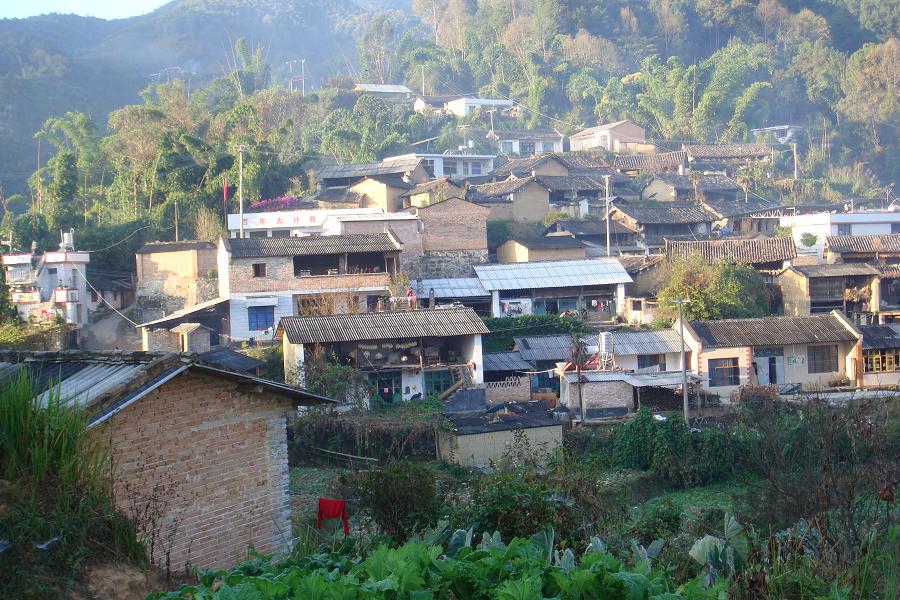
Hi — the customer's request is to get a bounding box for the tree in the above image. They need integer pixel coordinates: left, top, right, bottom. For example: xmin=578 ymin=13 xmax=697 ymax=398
xmin=44 ymin=150 xmax=79 ymax=232
xmin=411 ymin=0 xmax=447 ymax=44
xmin=657 ymin=257 xmax=768 ymax=321
xmin=653 ymin=0 xmax=685 ymax=57
xmin=838 ymin=39 xmax=900 ymax=149
xmin=358 ymin=12 xmax=398 ymax=84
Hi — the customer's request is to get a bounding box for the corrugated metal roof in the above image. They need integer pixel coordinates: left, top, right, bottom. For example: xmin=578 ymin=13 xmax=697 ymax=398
xmin=483 ymin=351 xmax=534 ymax=372
xmin=514 ymin=334 xmax=576 ymax=362
xmin=278 ymin=307 xmax=489 ymax=344
xmin=666 ymin=237 xmax=796 ymax=264
xmin=690 ymin=313 xmax=860 ymax=349
xmin=474 ymin=258 xmax=631 ymax=291
xmin=610 ymin=329 xmax=684 ymax=355
xmin=318 ymin=156 xmax=422 ymax=180
xmin=826 ymin=234 xmax=900 ymax=254
xmin=137 ymin=297 xmax=228 ymax=329
xmin=562 ymin=370 xmax=703 ymax=387
xmin=225 ymin=233 xmax=399 ymax=258
xmin=859 ymin=324 xmax=900 ymax=350
xmin=353 ymin=83 xmax=413 ymax=94
xmin=198 ymin=347 xmax=265 ymax=373
xmin=792 ymin=263 xmax=880 ymax=278
xmin=494 ymin=129 xmax=563 ymax=141
xmin=419 ymin=277 xmax=489 ymax=298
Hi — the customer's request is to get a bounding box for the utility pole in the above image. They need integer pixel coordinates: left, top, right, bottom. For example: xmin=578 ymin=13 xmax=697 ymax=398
xmin=420 ymin=64 xmax=425 ymax=96
xmin=487 ymin=108 xmax=496 ymax=137
xmin=674 ymin=298 xmax=690 ymax=423
xmin=792 ymin=142 xmax=798 ymax=180
xmin=603 ymin=174 xmax=612 ymax=256
xmin=301 ymin=59 xmax=306 ymax=97
xmin=174 ymin=201 xmax=179 ymax=242
xmin=236 ymin=145 xmax=245 ymax=238
xmin=286 ymin=58 xmax=305 ymax=95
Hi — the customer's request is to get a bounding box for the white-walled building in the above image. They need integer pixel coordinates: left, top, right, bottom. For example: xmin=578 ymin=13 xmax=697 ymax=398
xmin=1 ymin=233 xmax=90 ymax=329
xmin=780 ymin=210 xmax=900 ymax=258
xmin=386 ymin=152 xmax=496 ymax=179
xmin=226 ymin=208 xmax=384 ymax=238
xmin=492 ymin=129 xmax=565 ymax=156
xmin=444 ymin=97 xmax=514 ymax=117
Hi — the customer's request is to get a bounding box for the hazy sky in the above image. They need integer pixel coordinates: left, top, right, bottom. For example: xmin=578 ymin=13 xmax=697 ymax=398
xmin=1 ymin=1 xmax=170 ymax=20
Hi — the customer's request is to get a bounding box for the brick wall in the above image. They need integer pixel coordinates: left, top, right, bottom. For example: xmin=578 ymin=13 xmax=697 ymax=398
xmin=99 ymin=370 xmax=294 ymax=570
xmin=229 ymin=257 xmax=392 ymax=294
xmin=418 ymin=198 xmax=489 ymax=253
xmin=340 ymin=220 xmax=424 ymax=257
xmin=485 ymin=376 xmax=531 ymax=404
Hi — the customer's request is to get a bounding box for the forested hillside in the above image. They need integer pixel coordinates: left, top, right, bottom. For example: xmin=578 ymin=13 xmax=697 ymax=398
xmin=0 ymin=0 xmax=897 ymax=271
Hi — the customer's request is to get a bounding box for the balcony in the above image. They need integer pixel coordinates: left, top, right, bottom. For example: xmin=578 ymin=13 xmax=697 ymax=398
xmin=53 ymin=288 xmax=79 ymax=303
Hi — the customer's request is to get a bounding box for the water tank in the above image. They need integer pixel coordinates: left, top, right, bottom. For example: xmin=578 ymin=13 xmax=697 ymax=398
xmin=599 ymin=331 xmax=614 ymax=354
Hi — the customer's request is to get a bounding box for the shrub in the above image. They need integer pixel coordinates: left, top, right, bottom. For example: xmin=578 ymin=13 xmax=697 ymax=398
xmin=612 ymin=408 xmax=655 ymax=470
xmin=350 ymin=460 xmax=439 ymax=541
xmin=629 ymin=497 xmax=683 ymax=545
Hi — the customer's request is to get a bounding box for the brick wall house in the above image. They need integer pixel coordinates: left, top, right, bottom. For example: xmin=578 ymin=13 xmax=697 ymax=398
xmin=0 ymin=351 xmax=332 ymax=570
xmin=406 ymin=197 xmax=490 ymax=278
xmin=134 ymin=241 xmax=219 ymax=324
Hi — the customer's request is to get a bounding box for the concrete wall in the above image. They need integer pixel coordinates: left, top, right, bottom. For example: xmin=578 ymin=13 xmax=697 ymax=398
xmin=436 ymin=425 xmax=562 ymax=467
xmin=497 ymin=241 xmax=586 ymax=263
xmin=100 ymin=370 xmax=294 ymax=570
xmin=614 ymin=351 xmax=683 ymax=372
xmin=350 ymin=179 xmax=408 ymax=212
xmin=559 ymin=377 xmax=633 ymax=419
xmin=485 ymin=376 xmax=531 ymax=404
xmin=640 ymin=180 xmax=679 ymax=202
xmin=779 ymin=270 xmax=811 ymax=316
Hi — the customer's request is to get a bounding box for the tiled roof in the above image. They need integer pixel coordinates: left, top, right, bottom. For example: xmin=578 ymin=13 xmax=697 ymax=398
xmin=700 ymin=197 xmax=785 ymax=217
xmin=224 ymin=233 xmax=399 ymax=258
xmin=878 ymin=264 xmax=900 ymax=279
xmin=558 ymin=154 xmax=611 ymax=170
xmin=859 ymin=324 xmax=900 ymax=350
xmin=87 ymin=268 xmax=134 ymax=291
xmin=570 ymin=120 xmax=639 ymax=138
xmin=401 ymin=177 xmax=464 ymax=197
xmin=610 ymin=329 xmax=684 ymax=355
xmin=470 ymin=176 xmax=536 ymax=198
xmin=483 ymin=351 xmax=533 ymax=372
xmin=613 ymin=151 xmax=687 ymax=172
xmin=791 ymin=263 xmax=880 ymax=278
xmin=493 ymin=128 xmax=563 ymax=141
xmin=666 ymin=237 xmax=796 ymax=264
xmin=474 ymin=258 xmax=632 ymax=291
xmin=136 ymin=297 xmax=228 ymax=329
xmin=136 ymin=241 xmax=215 ymax=254
xmin=614 ymin=203 xmax=716 ymax=224
xmin=318 ymin=156 xmax=421 ymax=180
xmin=617 ymin=254 xmax=666 ymax=274
xmin=684 ymin=143 xmax=772 ymax=160
xmin=545 ymin=220 xmax=636 ymax=236
xmin=534 ymin=174 xmax=605 ymax=192
xmin=506 ymin=236 xmax=586 ymax=250
xmin=277 ymin=307 xmax=489 ymax=344
xmin=647 ymin=174 xmax=741 ymax=192
xmin=312 ymin=186 xmax=365 ymax=203
xmin=826 ymin=234 xmax=900 ymax=254
xmin=690 ymin=312 xmax=860 ymax=349
xmin=514 ymin=334 xmax=577 ymax=362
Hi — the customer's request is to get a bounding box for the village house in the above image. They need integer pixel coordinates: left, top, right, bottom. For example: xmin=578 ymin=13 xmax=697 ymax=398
xmin=780 ymin=210 xmax=900 ymax=258
xmin=0 ymin=350 xmax=332 ymax=570
xmin=610 ymin=203 xmax=717 ymax=250
xmin=320 ymin=211 xmax=424 ymax=269
xmin=679 ymin=312 xmax=863 ymax=399
xmin=618 ymin=254 xmax=667 ymax=325
xmin=824 ymin=233 xmax=900 ymax=320
xmin=348 ymin=174 xmax=416 ymax=212
xmin=468 ymin=177 xmax=550 ymax=223
xmin=699 ymin=197 xmax=785 ymax=236
xmin=352 ymin=83 xmax=413 ymax=102
xmin=665 ymin=237 xmax=797 ymax=274
xmin=568 ymin=120 xmax=646 ymax=153
xmin=277 ymin=307 xmax=489 ymax=404
xmin=606 ymin=329 xmax=687 ymax=373
xmin=639 ymin=174 xmax=741 ymax=203
xmin=778 ymin=263 xmax=880 ymax=321
xmin=389 ymin=151 xmax=496 ymax=179
xmin=411 ymin=94 xmax=466 ymax=114
xmin=317 ymin=156 xmax=429 ymax=190
xmin=133 ymin=240 xmax=218 ymax=324
xmin=858 ymin=324 xmax=900 ymax=387
xmin=136 ymin=297 xmax=229 ymax=351
xmin=490 ymin=153 xmax=612 ymax=179
xmin=491 ymin=129 xmax=565 ymax=156
xmin=496 ymin=236 xmax=586 ymax=264
xmin=682 ymin=143 xmax=772 ymax=174
xmin=475 ymin=258 xmax=631 ymax=320
xmin=309 ymin=186 xmax=365 ymax=209
xmin=613 ymin=150 xmax=687 ymax=175
xmin=544 ymin=219 xmax=640 ymax=257
xmin=1 ymin=232 xmax=91 ymax=333
xmin=436 ymin=401 xmax=562 ymax=467
xmin=514 ymin=333 xmax=576 ymax=398
xmin=405 ymin=196 xmax=490 ymax=278
xmin=750 ymin=124 xmax=811 ymax=144
xmin=401 ymin=177 xmax=467 ymax=208
xmin=217 ymin=234 xmax=401 ymax=341
xmin=444 ymin=97 xmax=514 ymax=117
xmin=85 ymin=268 xmax=135 ymax=313
xmin=226 ymin=208 xmax=384 ymax=238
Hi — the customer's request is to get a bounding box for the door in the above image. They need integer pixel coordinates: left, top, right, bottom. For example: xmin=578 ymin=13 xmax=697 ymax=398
xmin=768 ymin=356 xmax=778 ymax=385
xmin=370 ymin=371 xmax=402 ymax=404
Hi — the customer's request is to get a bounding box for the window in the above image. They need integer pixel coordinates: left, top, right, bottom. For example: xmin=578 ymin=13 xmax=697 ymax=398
xmin=837 ymin=224 xmax=851 ymax=235
xmin=630 ymin=299 xmax=643 ymax=311
xmin=252 ymin=263 xmax=266 ymax=277
xmin=470 ymin=161 xmax=482 ymax=175
xmin=48 ymin=268 xmax=57 ymax=275
xmin=708 ymin=357 xmax=740 ymax=387
xmin=519 ymin=141 xmax=535 ymax=155
xmin=637 ymin=354 xmax=666 ymax=370
xmin=808 ymin=344 xmax=839 ymax=374
xmin=422 ymin=159 xmax=435 ymax=177
xmin=443 ymin=161 xmax=457 ymax=176
xmin=424 ymin=369 xmax=455 ymax=396
xmin=892 ymin=223 xmax=900 ymax=234
xmin=90 ymin=291 xmax=98 ymax=302
xmin=864 ymin=349 xmax=900 ymax=372
xmin=540 ymin=141 xmax=556 ymax=153
xmin=247 ymin=306 xmax=274 ymax=331
xmin=500 ymin=141 xmax=514 ymax=154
